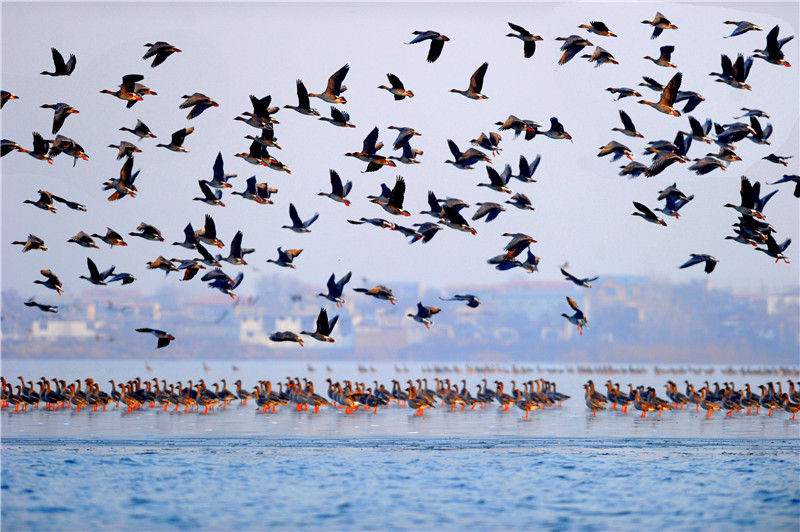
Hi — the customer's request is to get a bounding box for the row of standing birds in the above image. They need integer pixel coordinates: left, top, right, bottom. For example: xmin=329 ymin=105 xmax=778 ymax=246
xmin=2 ymin=17 xmax=797 ymax=348
xmin=1 ymin=376 xmax=570 ymax=419
xmin=583 ymin=379 xmax=800 ymax=419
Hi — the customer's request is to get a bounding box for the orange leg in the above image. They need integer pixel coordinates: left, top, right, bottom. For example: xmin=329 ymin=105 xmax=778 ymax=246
xmin=203 ymin=405 xmax=209 ymax=415
xmin=641 ymin=411 xmax=646 ymax=418
xmin=525 ymin=411 xmax=529 ymax=419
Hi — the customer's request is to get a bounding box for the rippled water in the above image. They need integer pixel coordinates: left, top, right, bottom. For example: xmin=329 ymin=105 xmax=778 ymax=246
xmin=2 ymin=360 xmax=799 ymax=530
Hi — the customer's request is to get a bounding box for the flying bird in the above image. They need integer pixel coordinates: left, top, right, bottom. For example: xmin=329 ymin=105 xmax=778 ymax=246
xmin=406 ymin=30 xmax=449 ymax=63
xmin=136 ymin=328 xmax=175 ymax=348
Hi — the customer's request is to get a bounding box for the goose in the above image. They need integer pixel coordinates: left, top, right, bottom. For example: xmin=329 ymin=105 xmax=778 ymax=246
xmin=318 ymin=106 xmax=355 ymax=127
xmin=450 ymin=62 xmax=488 ymax=99
xmin=353 ymin=285 xmax=397 ymax=305
xmin=40 ymin=103 xmax=79 ymax=134
xmin=100 ymin=74 xmax=144 ymax=103
xmin=644 ymin=45 xmax=677 ymax=67
xmin=724 ymin=20 xmax=763 ymax=38
xmin=579 ymin=21 xmax=617 ymax=37
xmin=301 ymin=308 xmax=338 ymax=343
xmin=92 ymin=227 xmax=127 ymax=247
xmin=756 ymin=234 xmax=791 ymax=263
xmin=128 ymin=222 xmax=164 ymax=242
xmin=193 ymin=180 xmax=225 ymax=207
xmin=439 ymin=294 xmax=481 ymax=308
xmin=34 ymin=269 xmax=62 ymax=294
xmin=710 ymin=54 xmax=753 ymax=90
xmin=143 ymin=41 xmax=181 ymax=67
xmin=408 ymin=302 xmax=440 ymax=329
xmin=612 ymin=110 xmax=643 ymax=138
xmin=120 ymin=119 xmax=157 ymax=139
xmin=556 ymin=35 xmax=593 ymax=65
xmin=283 ymin=79 xmax=319 ymax=116
xmin=378 ymin=73 xmax=414 ymax=100
xmin=445 ymin=139 xmax=491 ymax=169
xmin=136 ymin=328 xmax=175 ymax=348
xmin=505 ymin=192 xmax=535 ymax=211
xmin=582 ymin=46 xmax=618 ymax=66
xmin=218 ymin=230 xmax=248 ymax=266
xmin=562 ymin=297 xmax=588 ymax=335
xmin=318 ymin=169 xmax=352 ymax=206
xmin=195 ymin=214 xmax=224 ymax=248
xmin=318 ymin=271 xmax=352 ymax=308
xmin=560 ymin=266 xmax=598 ymax=287
xmin=638 ymin=71 xmax=682 ymax=116
xmin=180 ymin=92 xmax=219 ymax=120
xmin=309 ymin=63 xmax=349 ymax=104
xmin=406 ymin=30 xmax=449 ymax=63
xmin=753 ymin=25 xmax=793 ymax=66
xmin=108 ymin=140 xmax=141 ymax=160
xmin=67 ymin=231 xmax=99 ymax=249
xmin=156 ymin=127 xmax=193 ymax=152
xmin=471 ymin=202 xmax=505 ymax=222
xmin=80 ymin=257 xmax=114 ymax=285
xmin=597 ymin=140 xmax=633 ymax=161
xmin=506 ymin=22 xmax=542 ymax=58
xmin=642 ymin=12 xmax=677 ymax=39
xmin=632 ymin=201 xmax=667 ymax=226
xmin=283 ymin=203 xmax=319 ymax=232
xmin=41 ymin=47 xmax=76 ymax=76
xmin=26 ymin=132 xmax=53 ymax=164
xmin=605 ymin=87 xmax=641 ymax=100
xmin=267 ymin=247 xmax=302 ymax=268
xmin=24 ymin=299 xmax=58 ymax=313
xmin=12 ymin=234 xmax=47 ymax=252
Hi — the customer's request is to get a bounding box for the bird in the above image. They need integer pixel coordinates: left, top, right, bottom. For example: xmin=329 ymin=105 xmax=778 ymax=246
xmin=542 ymin=117 xmax=572 ymax=141
xmin=353 ymin=285 xmax=397 ymax=305
xmin=156 ymin=127 xmax=193 ymax=152
xmin=378 ymin=73 xmax=414 ymax=100
xmin=688 ymin=157 xmax=727 ymax=175
xmin=410 ymin=222 xmax=443 ymax=244
xmin=309 ymin=64 xmax=349 ymax=104
xmin=269 ymin=331 xmax=304 ymax=347
xmin=505 ymin=192 xmax=535 ymax=211
xmin=26 ymin=132 xmax=53 ymax=164
xmin=710 ymin=54 xmax=753 ymax=90
xmin=612 ymin=110 xmax=643 ymax=138
xmin=724 ymin=20 xmax=763 ymax=38
xmin=679 ymin=254 xmax=719 ymax=273
xmin=317 ymin=169 xmax=352 ymax=206
xmin=267 ymin=247 xmax=302 ymax=269
xmin=120 ymin=119 xmax=157 ymax=139
xmin=202 ymin=269 xmax=243 ymax=298
xmin=202 ymin=152 xmax=237 ymax=189
xmin=478 ymin=165 xmax=512 ymax=194
xmin=644 ymin=45 xmax=677 ymax=67
xmin=406 ymin=30 xmax=449 ymax=63
xmin=40 ymin=103 xmax=79 ymax=134
xmin=582 ymin=46 xmax=618 ymax=66
xmin=496 ymin=114 xmax=540 ymax=139
xmin=283 ymin=79 xmax=319 ymax=116
xmin=579 ymin=21 xmax=617 ymax=37
xmin=92 ymin=227 xmax=127 ymax=247
xmin=753 ymin=25 xmax=793 ymax=66
xmin=194 ymin=214 xmax=224 ymax=248
xmin=34 ymin=269 xmax=62 ymax=294
xmin=471 ymin=202 xmax=506 ymax=222
xmin=1 ymin=139 xmax=26 ymax=157
xmin=762 ymin=154 xmax=792 ymax=166
xmin=283 ymin=203 xmax=319 ymax=233
xmin=103 ymin=157 xmax=139 ymax=201
xmin=440 ymin=205 xmax=477 ymax=235
xmin=24 ymin=299 xmax=58 ymax=313
xmin=100 ymin=74 xmax=144 ymax=103
xmin=372 ymin=176 xmax=411 ymax=216
xmin=1 ymin=90 xmax=20 ymax=108
xmin=143 ymin=42 xmax=181 ymax=67
xmin=632 ymin=201 xmax=667 ymax=226
xmin=301 ymin=308 xmax=338 ymax=343
xmin=388 ymin=126 xmax=421 ymax=151
xmin=318 ymin=106 xmax=355 ymax=128
xmin=180 ymin=93 xmax=219 ymax=119
xmin=767 ymin=175 xmax=800 ymax=198
xmin=388 ymin=142 xmax=423 ymax=165
xmin=597 ymin=140 xmax=633 ymax=161
xmin=146 ymin=256 xmax=180 ymax=275
xmin=439 ymin=294 xmax=482 ymax=308
xmin=470 ymin=132 xmax=502 ymax=156
xmin=561 ymin=267 xmax=598 ymax=287
xmin=655 ymin=190 xmax=694 ymax=219
xmin=506 ymin=22 xmax=542 ymax=58
xmin=67 ymin=231 xmax=99 ymax=249
xmin=408 ymin=302 xmax=441 ymax=329
xmin=556 ymin=35 xmax=593 ymax=65
xmin=450 ymin=62 xmax=489 ymax=99
xmin=619 ymin=161 xmax=648 ymax=178
xmin=348 ymin=217 xmax=396 ymax=231
xmin=319 ymin=271 xmax=352 ymax=308
xmin=193 ymin=180 xmax=226 ymax=207
xmin=562 ymin=297 xmax=588 ymax=335
xmin=756 ymin=235 xmax=791 ymax=264
xmin=638 ymin=71 xmax=682 ymax=116
xmin=218 ymin=231 xmax=248 ymax=266
xmin=724 ymin=176 xmax=766 ymax=220
xmin=642 ymin=12 xmax=678 ymax=39
xmin=40 ymin=47 xmax=76 ymax=76
xmin=11 ymin=234 xmax=47 ymax=253
xmin=80 ymin=257 xmax=115 ymax=285
xmin=108 ymin=139 xmax=144 ymax=162
xmin=445 ymin=139 xmax=491 ymax=169
xmin=605 ymin=87 xmax=642 ymax=100
xmin=135 ymin=328 xmax=175 ymax=349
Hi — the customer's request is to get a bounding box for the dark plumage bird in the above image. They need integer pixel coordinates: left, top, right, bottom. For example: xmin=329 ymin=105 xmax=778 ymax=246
xmin=80 ymin=257 xmax=115 ymax=285
xmin=301 ymin=308 xmax=339 ymax=343
xmin=283 ymin=79 xmax=319 ymax=116
xmin=180 ymin=93 xmax=219 ymax=119
xmin=319 ymin=271 xmax=352 ymax=308
xmin=68 ymin=231 xmax=99 ymax=249
xmin=579 ymin=21 xmax=617 ymax=37
xmin=128 ymin=222 xmax=164 ymax=242
xmin=309 ymin=64 xmax=349 ymax=104
xmin=156 ymin=127 xmax=193 ymax=152
xmin=450 ymin=62 xmax=489 ymax=99
xmin=605 ymin=87 xmax=641 ymax=100
xmin=471 ymin=202 xmax=506 ymax=222
xmin=763 ymin=153 xmax=792 ymax=166
xmin=638 ymin=71 xmax=682 ymax=116
xmin=40 ymin=103 xmax=79 ymax=134
xmin=767 ymin=175 xmax=800 ymax=198
xmin=598 ymin=140 xmax=633 ymax=161
xmin=34 ymin=269 xmax=62 ymax=294
xmin=408 ymin=302 xmax=441 ymax=329
xmin=753 ymin=25 xmax=793 ymax=66
xmin=582 ymin=46 xmax=618 ymax=66
xmin=319 ymin=106 xmax=355 ymax=128
xmin=679 ymin=254 xmax=719 ymax=273
xmin=710 ymin=54 xmax=753 ymax=90
xmin=756 ymin=234 xmax=791 ymax=264
xmin=195 ymin=214 xmax=224 ymax=248
xmin=505 ymin=192 xmax=535 ymax=211
xmin=644 ymin=45 xmax=677 ymax=67
xmin=1 ymin=90 xmax=20 ymax=108
xmin=612 ymin=110 xmax=643 ymax=138
xmin=556 ymin=35 xmax=593 ymax=65
xmin=445 ymin=139 xmax=491 ymax=169
xmin=108 ymin=140 xmax=141 ymax=160
xmin=26 ymin=132 xmax=53 ymax=164
xmin=270 ymin=331 xmax=304 ymax=347
xmin=406 ymin=30 xmax=449 ymax=63
xmin=562 ymin=297 xmax=588 ymax=335
xmin=12 ymin=234 xmax=47 ymax=252
xmin=136 ymin=328 xmax=175 ymax=348
xmin=561 ymin=267 xmax=598 ymax=287
xmin=24 ymin=299 xmax=58 ymax=313
xmin=724 ymin=20 xmax=763 ymax=38
xmin=283 ymin=203 xmax=319 ymax=232
xmin=506 ymin=22 xmax=542 ymax=58
xmin=193 ymin=180 xmax=225 ymax=207
xmin=378 ymin=73 xmax=414 ymax=100
xmin=632 ymin=201 xmax=667 ymax=226
xmin=353 ymin=285 xmax=397 ymax=305
xmin=41 ymin=47 xmax=76 ymax=76
xmin=120 ymin=119 xmax=157 ymax=139
xmin=371 ymin=176 xmax=411 ymax=217
xmin=143 ymin=42 xmax=181 ymax=67
xmin=100 ymin=74 xmax=144 ymax=103
xmin=439 ymin=294 xmax=482 ymax=308
xmin=267 ymin=247 xmax=302 ymax=269
xmin=642 ymin=12 xmax=678 ymax=39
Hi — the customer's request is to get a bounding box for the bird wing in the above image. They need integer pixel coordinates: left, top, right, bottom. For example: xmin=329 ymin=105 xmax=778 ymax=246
xmin=567 ymin=296 xmax=581 ymax=312
xmin=327 ymin=64 xmax=349 ymax=94
xmin=198 ymin=180 xmax=216 ymax=201
xmin=296 ymin=79 xmax=311 ymax=108
xmin=447 ymin=139 xmax=462 ymax=159
xmin=679 ymin=255 xmax=704 ymax=269
xmin=230 ymin=231 xmax=243 ymax=256
xmin=427 ymin=39 xmax=445 ymax=63
xmin=86 ymin=257 xmax=101 ymax=280
xmin=329 ymin=170 xmax=344 ymax=196
xmin=470 ymin=62 xmax=489 ymax=93
xmin=508 ymin=22 xmax=531 ymax=36
xmin=288 ymin=203 xmax=303 ymax=227
xmin=390 ymin=176 xmax=406 ymax=208
xmin=362 ymin=126 xmax=380 ymax=154
xmin=51 ymin=48 xmax=67 ymax=72
xmin=659 ymin=72 xmax=682 ymax=106
xmin=387 ymin=73 xmax=404 ymax=89
xmin=619 ymin=110 xmax=637 ymax=132
xmin=633 ymin=201 xmax=657 ymax=217
xmin=213 ymin=152 xmax=225 ymax=181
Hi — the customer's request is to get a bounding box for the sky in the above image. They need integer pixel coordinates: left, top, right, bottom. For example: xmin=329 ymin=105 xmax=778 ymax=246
xmin=2 ymin=1 xmax=798 ymax=305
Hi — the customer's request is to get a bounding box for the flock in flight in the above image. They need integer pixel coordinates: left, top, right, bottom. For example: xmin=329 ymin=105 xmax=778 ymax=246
xmin=2 ymin=11 xmax=798 ymax=353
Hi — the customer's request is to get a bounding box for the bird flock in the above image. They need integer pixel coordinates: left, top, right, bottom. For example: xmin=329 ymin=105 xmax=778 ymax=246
xmin=2 ymin=8 xmax=797 ymax=353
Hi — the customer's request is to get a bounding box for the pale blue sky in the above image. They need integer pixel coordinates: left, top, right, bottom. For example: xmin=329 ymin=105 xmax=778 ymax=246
xmin=2 ymin=1 xmax=798 ymax=302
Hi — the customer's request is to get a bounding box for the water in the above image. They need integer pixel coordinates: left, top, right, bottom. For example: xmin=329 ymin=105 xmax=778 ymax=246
xmin=2 ymin=360 xmax=799 ymax=530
